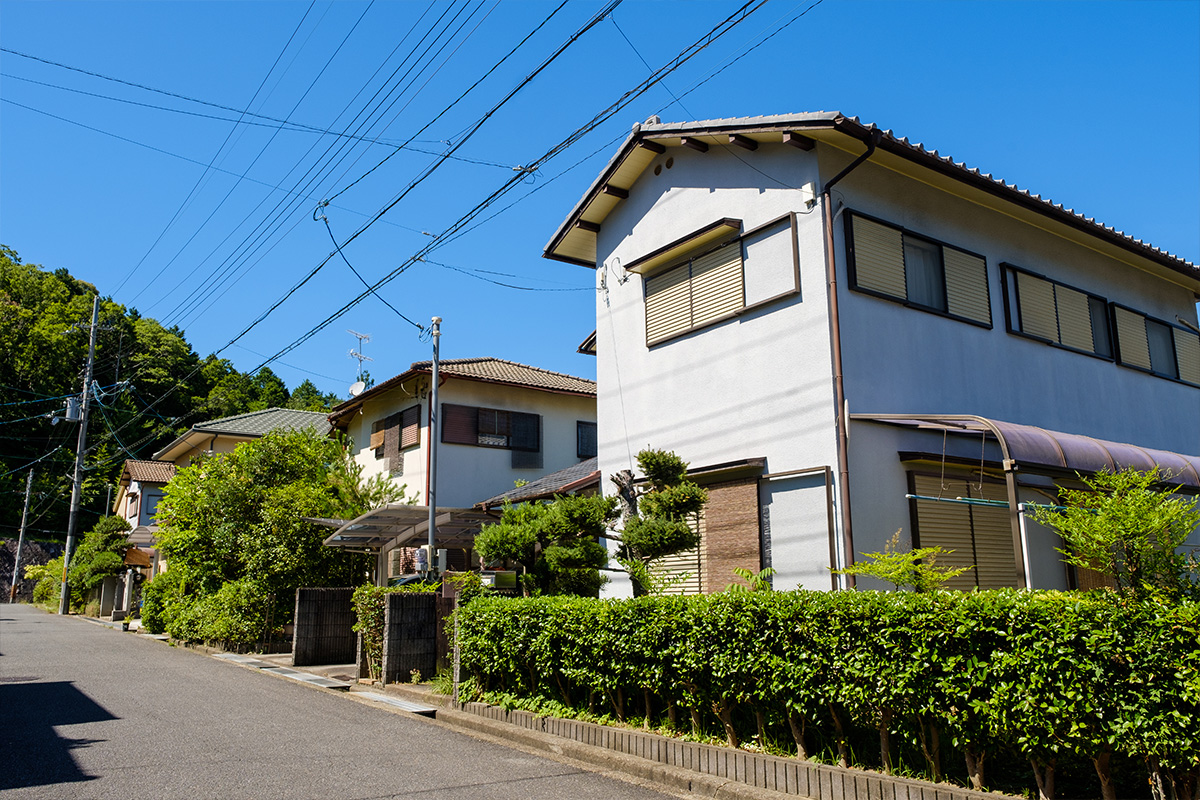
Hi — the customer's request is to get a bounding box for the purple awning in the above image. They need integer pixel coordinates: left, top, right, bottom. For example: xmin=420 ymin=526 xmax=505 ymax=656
xmin=853 ymin=414 xmax=1200 ymax=491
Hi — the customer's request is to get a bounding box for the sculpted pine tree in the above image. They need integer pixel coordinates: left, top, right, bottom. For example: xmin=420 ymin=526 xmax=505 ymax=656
xmin=610 ymin=449 xmax=708 ymax=595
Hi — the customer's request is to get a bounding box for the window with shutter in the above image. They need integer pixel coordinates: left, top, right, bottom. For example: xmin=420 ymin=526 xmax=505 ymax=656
xmin=441 ymin=403 xmax=478 ymax=445
xmin=510 ymin=412 xmax=542 ymax=469
xmin=399 ymin=405 xmax=421 ymax=449
xmin=644 ymin=239 xmax=745 ymax=346
xmin=1004 ymin=265 xmax=1114 ymax=359
xmin=440 ymin=403 xmax=545 ymax=459
xmin=1112 ymin=304 xmax=1200 ymax=386
xmin=910 ymin=473 xmax=1018 ymax=590
xmin=846 ymin=212 xmax=991 ymax=326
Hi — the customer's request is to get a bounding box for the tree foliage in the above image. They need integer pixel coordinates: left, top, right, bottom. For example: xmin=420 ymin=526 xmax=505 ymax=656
xmin=0 ymin=247 xmax=325 ymax=540
xmin=1031 ymin=467 xmax=1200 ymax=602
xmin=833 ymin=530 xmax=970 ymax=592
xmin=474 ymin=493 xmax=617 ymax=597
xmin=66 ymin=515 xmax=132 ymax=608
xmin=610 ymin=449 xmax=708 ymax=594
xmin=147 ymin=427 xmax=412 ymax=643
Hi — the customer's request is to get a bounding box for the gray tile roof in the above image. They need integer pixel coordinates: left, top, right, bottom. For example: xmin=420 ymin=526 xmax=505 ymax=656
xmin=545 ymin=112 xmax=1197 ymax=279
xmin=193 ymin=408 xmax=332 ymax=437
xmin=476 ymin=457 xmax=599 ymax=509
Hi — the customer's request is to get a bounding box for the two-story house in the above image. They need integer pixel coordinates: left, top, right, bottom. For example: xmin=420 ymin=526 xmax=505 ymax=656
xmin=152 ymin=407 xmax=332 ymax=467
xmin=324 ymin=357 xmax=597 ymax=579
xmin=544 ymin=112 xmax=1200 ymax=595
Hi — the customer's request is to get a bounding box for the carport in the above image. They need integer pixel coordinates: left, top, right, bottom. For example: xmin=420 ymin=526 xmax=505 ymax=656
xmin=319 ymin=505 xmax=498 ymax=585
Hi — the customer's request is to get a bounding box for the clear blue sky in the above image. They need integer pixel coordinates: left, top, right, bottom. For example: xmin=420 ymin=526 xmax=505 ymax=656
xmin=2 ymin=0 xmax=1197 ymax=399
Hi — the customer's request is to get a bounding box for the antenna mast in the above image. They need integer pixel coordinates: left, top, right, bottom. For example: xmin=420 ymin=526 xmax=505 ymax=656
xmin=347 ymin=329 xmax=373 ymax=382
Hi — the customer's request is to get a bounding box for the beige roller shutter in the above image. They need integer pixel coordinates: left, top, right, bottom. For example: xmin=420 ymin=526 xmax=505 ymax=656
xmin=1055 ymin=285 xmax=1094 ymax=352
xmin=1175 ymin=329 xmax=1200 ymax=386
xmin=369 ymin=429 xmax=385 ymax=450
xmin=1016 ymin=272 xmax=1058 ymax=341
xmin=851 ymin=216 xmax=907 ymax=299
xmin=943 ymin=248 xmax=991 ymax=325
xmin=968 ymin=481 xmax=1018 ymax=589
xmin=645 ymin=263 xmax=692 ymax=344
xmin=1114 ymin=307 xmax=1152 ymax=369
xmin=689 ymin=244 xmax=744 ymax=328
xmin=911 ymin=474 xmax=977 ymax=590
xmin=649 ymin=512 xmax=703 ymax=595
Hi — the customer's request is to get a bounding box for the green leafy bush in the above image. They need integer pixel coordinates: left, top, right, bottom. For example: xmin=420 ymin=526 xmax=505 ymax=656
xmin=455 ymin=590 xmax=1199 ymax=796
xmin=27 ymin=556 xmax=64 ymax=607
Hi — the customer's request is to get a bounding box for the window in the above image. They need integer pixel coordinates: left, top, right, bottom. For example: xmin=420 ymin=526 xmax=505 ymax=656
xmin=1003 ymin=265 xmax=1113 ymax=358
xmin=1112 ymin=305 xmax=1200 ymax=386
xmin=846 ymin=212 xmax=992 ymax=327
xmin=577 ymin=421 xmax=597 ymax=459
xmin=644 ymin=240 xmax=744 ymax=345
xmin=371 ymin=405 xmax=421 ymax=474
xmin=909 ymin=473 xmax=1017 ymax=589
xmin=442 ymin=403 xmax=542 ymax=468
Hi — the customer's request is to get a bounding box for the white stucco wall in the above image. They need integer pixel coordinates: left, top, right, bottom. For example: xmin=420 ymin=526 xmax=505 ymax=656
xmin=594 ymin=143 xmax=841 ymax=591
xmin=589 ymin=135 xmax=1199 ymax=593
xmin=343 ymin=376 xmax=596 ymax=509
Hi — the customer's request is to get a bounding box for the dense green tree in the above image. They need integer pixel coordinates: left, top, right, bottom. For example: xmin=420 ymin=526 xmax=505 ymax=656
xmin=66 ymin=516 xmax=132 ymax=609
xmin=148 ymin=427 xmax=412 ymax=642
xmin=475 ymin=493 xmax=616 ymax=596
xmin=0 ymin=247 xmax=330 ymax=540
xmin=286 ymin=379 xmax=342 ymax=412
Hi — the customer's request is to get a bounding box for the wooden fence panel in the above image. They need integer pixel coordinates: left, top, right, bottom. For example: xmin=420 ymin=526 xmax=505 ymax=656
xmin=292 ymin=587 xmax=356 ymax=666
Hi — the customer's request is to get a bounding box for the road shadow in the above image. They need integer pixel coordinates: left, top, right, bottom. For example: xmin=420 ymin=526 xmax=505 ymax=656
xmin=0 ymin=680 xmax=118 ymax=790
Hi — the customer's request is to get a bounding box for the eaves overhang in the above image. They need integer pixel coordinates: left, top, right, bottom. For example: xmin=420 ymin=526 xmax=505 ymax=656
xmin=543 ymin=113 xmax=1198 ymax=292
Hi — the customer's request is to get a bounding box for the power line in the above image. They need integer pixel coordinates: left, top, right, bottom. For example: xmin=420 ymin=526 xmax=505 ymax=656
xmin=111 ymin=0 xmax=321 ymax=298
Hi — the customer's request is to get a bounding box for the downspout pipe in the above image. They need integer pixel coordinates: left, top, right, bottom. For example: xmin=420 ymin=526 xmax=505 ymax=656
xmin=821 ymin=128 xmax=881 ymax=589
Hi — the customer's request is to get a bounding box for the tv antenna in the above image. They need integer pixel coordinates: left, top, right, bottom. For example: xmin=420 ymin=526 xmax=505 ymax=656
xmin=347 ymin=329 xmax=373 ymax=382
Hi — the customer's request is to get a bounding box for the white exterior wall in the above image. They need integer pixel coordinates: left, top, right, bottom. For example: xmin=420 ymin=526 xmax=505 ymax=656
xmin=343 ymin=377 xmax=596 ymax=509
xmin=590 ymin=136 xmax=1198 ymax=593
xmin=594 ymin=144 xmax=842 ymax=591
xmin=827 ymin=153 xmax=1200 ymax=454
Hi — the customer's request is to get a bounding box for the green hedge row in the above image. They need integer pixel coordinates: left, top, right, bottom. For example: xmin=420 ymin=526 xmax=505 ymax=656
xmin=455 ymin=590 xmax=1199 ymax=797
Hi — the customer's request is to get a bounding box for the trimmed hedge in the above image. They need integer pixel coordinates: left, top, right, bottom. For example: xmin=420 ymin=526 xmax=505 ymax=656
xmin=455 ymin=590 xmax=1199 ymax=797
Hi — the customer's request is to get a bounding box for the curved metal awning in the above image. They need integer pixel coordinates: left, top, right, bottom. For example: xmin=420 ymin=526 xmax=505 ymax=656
xmin=852 ymin=414 xmax=1200 ymax=491
xmin=321 ymin=504 xmax=498 ymax=552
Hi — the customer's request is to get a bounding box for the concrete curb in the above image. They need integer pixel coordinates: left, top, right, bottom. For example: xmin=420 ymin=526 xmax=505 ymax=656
xmin=374 ymin=685 xmax=1016 ymax=800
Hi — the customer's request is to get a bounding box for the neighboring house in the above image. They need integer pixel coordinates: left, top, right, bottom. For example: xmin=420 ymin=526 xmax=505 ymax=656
xmin=544 ymin=112 xmax=1200 ymax=595
xmin=152 ymin=407 xmax=332 ymax=467
xmin=329 ymin=357 xmax=597 ymax=507
xmin=113 ymin=458 xmax=177 ymax=575
xmin=323 ymin=358 xmax=597 ymax=580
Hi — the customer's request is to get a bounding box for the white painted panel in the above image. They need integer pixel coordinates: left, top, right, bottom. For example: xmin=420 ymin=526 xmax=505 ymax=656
xmin=742 ymin=220 xmax=797 ymax=306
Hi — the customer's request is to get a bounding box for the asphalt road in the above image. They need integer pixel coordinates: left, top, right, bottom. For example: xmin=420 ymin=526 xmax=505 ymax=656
xmin=0 ymin=604 xmax=678 ymax=800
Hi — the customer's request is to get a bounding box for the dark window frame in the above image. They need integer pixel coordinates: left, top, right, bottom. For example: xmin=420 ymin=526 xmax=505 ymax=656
xmin=1110 ymin=301 xmax=1200 ymax=387
xmin=441 ymin=403 xmax=542 ymax=452
xmin=1000 ymin=263 xmax=1116 ymax=362
xmin=844 ymin=210 xmax=993 ymax=330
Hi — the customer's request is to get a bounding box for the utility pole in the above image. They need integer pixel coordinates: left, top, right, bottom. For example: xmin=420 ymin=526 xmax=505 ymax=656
xmin=8 ymin=470 xmax=33 ymax=603
xmin=59 ymin=295 xmax=99 ymax=615
xmin=426 ymin=317 xmax=441 ymax=577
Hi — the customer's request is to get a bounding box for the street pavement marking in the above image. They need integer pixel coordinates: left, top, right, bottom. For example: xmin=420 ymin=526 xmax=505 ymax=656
xmin=352 ymin=691 xmax=438 ymax=717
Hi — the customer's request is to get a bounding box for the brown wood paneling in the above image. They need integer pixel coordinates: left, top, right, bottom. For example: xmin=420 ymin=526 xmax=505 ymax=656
xmin=700 ymin=477 xmax=761 ymax=593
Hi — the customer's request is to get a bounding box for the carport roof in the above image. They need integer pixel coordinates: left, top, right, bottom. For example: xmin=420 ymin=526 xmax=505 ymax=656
xmin=853 ymin=414 xmax=1200 ymax=491
xmin=320 ymin=505 xmax=498 ymax=552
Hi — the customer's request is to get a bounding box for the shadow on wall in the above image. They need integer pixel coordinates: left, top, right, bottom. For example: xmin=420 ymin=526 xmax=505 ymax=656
xmin=0 ymin=680 xmax=117 ymax=791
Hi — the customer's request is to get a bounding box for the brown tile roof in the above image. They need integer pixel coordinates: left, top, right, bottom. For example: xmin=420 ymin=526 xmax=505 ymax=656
xmin=330 ymin=358 xmax=595 ymax=423
xmin=122 ymin=460 xmax=176 ymax=485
